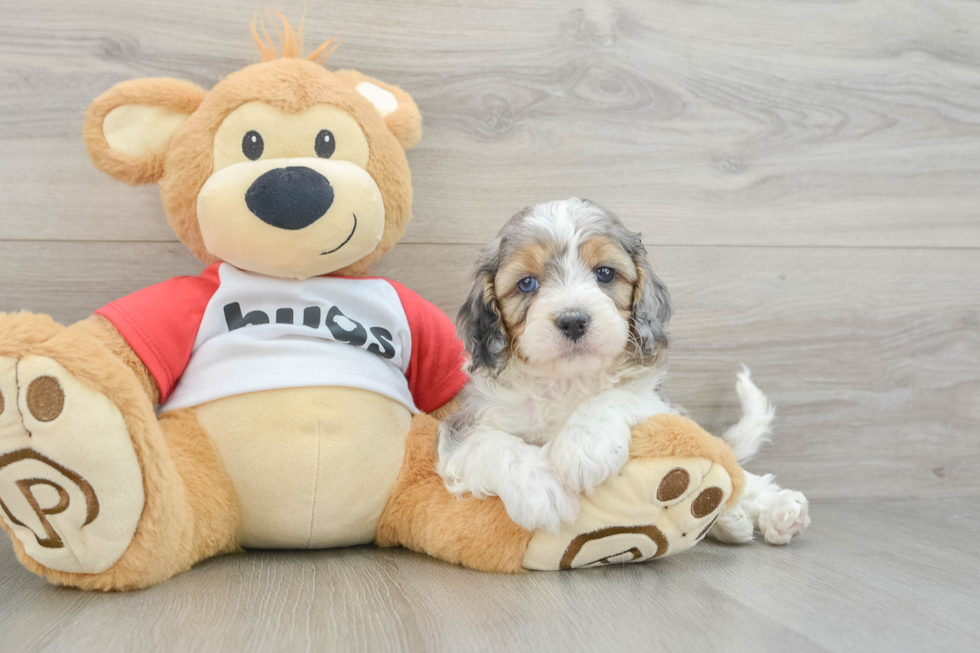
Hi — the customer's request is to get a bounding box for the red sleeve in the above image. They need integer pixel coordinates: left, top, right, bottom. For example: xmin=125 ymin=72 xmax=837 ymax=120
xmin=95 ymin=263 xmax=221 ymax=402
xmin=386 ymin=280 xmax=468 ymax=413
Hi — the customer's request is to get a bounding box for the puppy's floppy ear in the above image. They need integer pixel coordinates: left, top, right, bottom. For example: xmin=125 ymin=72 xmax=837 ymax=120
xmin=333 ymin=69 xmax=422 ymax=150
xmin=457 ymin=239 xmax=508 ymax=374
xmin=84 ymin=78 xmax=206 ymax=186
xmin=627 ymin=235 xmax=673 ymax=356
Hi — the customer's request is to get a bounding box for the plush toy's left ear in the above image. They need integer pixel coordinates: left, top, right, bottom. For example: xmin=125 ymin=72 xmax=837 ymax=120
xmin=333 ymin=69 xmax=422 ymax=150
xmin=84 ymin=78 xmax=207 ymax=186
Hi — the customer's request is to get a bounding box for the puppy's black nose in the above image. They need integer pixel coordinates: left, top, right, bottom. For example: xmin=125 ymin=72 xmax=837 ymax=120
xmin=556 ymin=313 xmax=590 ymax=341
xmin=245 ymin=166 xmax=334 ymax=230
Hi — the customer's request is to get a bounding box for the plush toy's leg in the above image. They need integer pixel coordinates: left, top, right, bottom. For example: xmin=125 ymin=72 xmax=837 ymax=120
xmin=0 ymin=313 xmax=239 ymax=590
xmin=375 ymin=413 xmax=533 ymax=572
xmin=376 ymin=411 xmax=744 ymax=572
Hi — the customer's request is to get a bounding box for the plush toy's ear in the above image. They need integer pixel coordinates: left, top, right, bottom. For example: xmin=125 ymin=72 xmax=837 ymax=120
xmin=333 ymin=69 xmax=422 ymax=150
xmin=84 ymin=78 xmax=207 ymax=186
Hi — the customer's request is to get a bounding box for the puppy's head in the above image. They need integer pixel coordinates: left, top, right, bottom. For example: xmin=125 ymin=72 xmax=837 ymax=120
xmin=458 ymin=198 xmax=673 ymax=377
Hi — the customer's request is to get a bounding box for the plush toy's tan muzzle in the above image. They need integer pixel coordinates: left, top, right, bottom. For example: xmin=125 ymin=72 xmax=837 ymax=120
xmin=197 ymin=157 xmax=385 ymax=279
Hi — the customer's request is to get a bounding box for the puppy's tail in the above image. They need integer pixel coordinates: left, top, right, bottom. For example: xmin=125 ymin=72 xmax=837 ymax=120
xmin=722 ymin=366 xmax=775 ymax=464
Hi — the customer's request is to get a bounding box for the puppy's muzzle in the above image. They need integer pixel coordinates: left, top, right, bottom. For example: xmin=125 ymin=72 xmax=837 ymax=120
xmin=245 ymin=166 xmax=335 ymax=230
xmin=556 ymin=312 xmax=591 ymax=342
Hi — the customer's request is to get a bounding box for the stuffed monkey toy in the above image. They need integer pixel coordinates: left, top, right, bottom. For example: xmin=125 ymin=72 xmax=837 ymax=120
xmin=0 ymin=18 xmax=744 ymax=590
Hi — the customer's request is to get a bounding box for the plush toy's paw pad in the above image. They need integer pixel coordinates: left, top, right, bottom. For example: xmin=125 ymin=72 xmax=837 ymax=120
xmin=0 ymin=356 xmax=144 ymax=574
xmin=761 ymin=490 xmax=809 ymax=545
xmin=522 ymin=457 xmax=732 ymax=570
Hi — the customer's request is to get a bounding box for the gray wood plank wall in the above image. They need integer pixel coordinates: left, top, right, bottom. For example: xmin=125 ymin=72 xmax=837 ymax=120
xmin=1 ymin=0 xmax=978 ymax=505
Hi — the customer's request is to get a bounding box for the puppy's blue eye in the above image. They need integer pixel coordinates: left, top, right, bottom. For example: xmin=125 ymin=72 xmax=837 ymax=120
xmin=595 ymin=267 xmax=615 ymax=283
xmin=517 ymin=277 xmax=539 ymax=293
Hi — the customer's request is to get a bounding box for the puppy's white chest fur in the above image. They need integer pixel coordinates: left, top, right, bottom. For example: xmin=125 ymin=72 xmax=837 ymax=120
xmin=471 ymin=359 xmax=670 ymax=446
xmin=435 ymin=198 xmax=679 ymax=533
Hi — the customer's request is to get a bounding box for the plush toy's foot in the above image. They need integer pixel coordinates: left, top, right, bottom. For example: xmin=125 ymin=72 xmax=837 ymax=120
xmin=0 ymin=354 xmax=144 ymax=574
xmin=523 ymin=414 xmax=744 ymax=571
xmin=380 ymin=412 xmax=744 ymax=574
xmin=0 ymin=313 xmax=239 ymax=590
xmin=522 ymin=456 xmax=732 ymax=569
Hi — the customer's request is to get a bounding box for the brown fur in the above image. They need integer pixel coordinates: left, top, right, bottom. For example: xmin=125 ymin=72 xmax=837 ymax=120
xmin=497 ymin=242 xmax=550 ymax=285
xmin=494 ymin=242 xmax=547 ymax=328
xmin=83 ymin=18 xmax=422 ymax=278
xmin=492 ymin=235 xmax=649 ymax=362
xmin=162 ymin=59 xmax=416 ymax=276
xmin=578 ymin=236 xmax=636 ymax=282
xmin=0 ymin=313 xmax=239 ymax=590
xmin=0 ymin=312 xmax=63 ymax=353
xmin=428 ymin=397 xmax=460 ymax=422
xmin=630 ymin=414 xmax=745 ymax=509
xmin=374 ymin=409 xmax=744 ymax=574
xmin=6 ymin=18 xmax=424 ymax=589
xmin=332 ymin=69 xmax=423 ymax=150
xmin=73 ymin=315 xmax=160 ymax=404
xmin=159 ymin=408 xmax=241 ymax=566
xmin=578 ymin=236 xmax=636 ymax=316
xmin=376 ymin=413 xmax=533 ymax=573
xmin=249 ymin=12 xmax=339 ymax=63
xmin=3 ymin=19 xmax=743 ymax=588
xmin=493 ymin=241 xmax=557 ymax=357
xmin=84 ymin=78 xmax=207 ymax=187
xmin=0 ymin=314 xmax=740 ymax=583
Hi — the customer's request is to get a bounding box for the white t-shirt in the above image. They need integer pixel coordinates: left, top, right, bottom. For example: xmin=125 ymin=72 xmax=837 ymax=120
xmin=97 ymin=263 xmax=467 ymax=414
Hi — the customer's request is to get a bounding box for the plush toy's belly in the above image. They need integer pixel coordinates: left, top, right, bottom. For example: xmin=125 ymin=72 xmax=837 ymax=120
xmin=190 ymin=386 xmax=412 ymax=549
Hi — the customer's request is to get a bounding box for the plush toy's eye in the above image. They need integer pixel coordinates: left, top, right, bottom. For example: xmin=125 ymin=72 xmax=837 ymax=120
xmin=595 ymin=267 xmax=615 ymax=283
xmin=517 ymin=277 xmax=539 ymax=293
xmin=242 ymin=131 xmax=264 ymax=160
xmin=315 ymin=129 xmax=336 ymax=158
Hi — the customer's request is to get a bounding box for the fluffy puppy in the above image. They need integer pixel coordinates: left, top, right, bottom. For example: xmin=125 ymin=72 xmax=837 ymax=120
xmin=437 ymin=198 xmax=809 ymax=544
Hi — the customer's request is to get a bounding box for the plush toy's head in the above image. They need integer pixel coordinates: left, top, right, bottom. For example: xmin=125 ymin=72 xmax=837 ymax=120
xmin=83 ymin=17 xmax=422 ymax=279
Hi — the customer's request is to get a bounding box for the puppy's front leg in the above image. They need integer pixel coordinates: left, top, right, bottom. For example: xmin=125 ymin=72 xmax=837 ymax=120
xmin=437 ymin=427 xmax=579 ymax=533
xmin=550 ymin=389 xmax=649 ymax=495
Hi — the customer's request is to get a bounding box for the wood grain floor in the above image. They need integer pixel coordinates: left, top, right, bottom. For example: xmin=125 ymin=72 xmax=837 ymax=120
xmin=1 ymin=0 xmax=978 ymax=651
xmin=2 ymin=498 xmax=978 ymax=652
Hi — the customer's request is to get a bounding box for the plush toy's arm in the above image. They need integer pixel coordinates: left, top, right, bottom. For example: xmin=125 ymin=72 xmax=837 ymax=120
xmin=70 ymin=315 xmax=160 ymax=404
xmin=428 ymin=395 xmax=460 ymax=421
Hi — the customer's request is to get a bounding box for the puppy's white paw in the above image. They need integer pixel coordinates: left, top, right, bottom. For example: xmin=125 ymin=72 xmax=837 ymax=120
xmin=760 ymin=489 xmax=810 ymax=545
xmin=707 ymin=505 xmax=755 ymax=544
xmin=550 ymin=422 xmax=630 ymax=495
xmin=497 ymin=463 xmax=579 ymax=533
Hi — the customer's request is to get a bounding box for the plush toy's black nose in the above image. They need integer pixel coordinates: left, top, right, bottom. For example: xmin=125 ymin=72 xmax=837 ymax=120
xmin=245 ymin=166 xmax=334 ymax=230
xmin=556 ymin=313 xmax=590 ymax=341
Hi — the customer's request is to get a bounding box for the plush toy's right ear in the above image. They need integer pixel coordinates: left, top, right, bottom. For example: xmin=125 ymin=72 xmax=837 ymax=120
xmin=84 ymin=78 xmax=207 ymax=186
xmin=333 ymin=69 xmax=423 ymax=150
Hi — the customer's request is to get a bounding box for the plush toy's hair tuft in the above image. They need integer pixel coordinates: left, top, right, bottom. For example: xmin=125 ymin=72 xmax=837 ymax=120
xmin=250 ymin=11 xmax=340 ymax=64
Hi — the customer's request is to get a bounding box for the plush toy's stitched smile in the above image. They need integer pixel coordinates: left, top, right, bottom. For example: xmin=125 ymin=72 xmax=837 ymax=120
xmin=190 ymin=93 xmax=396 ymax=278
xmin=322 ymin=213 xmax=357 ymax=255
xmin=196 ymin=157 xmax=386 ymax=279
